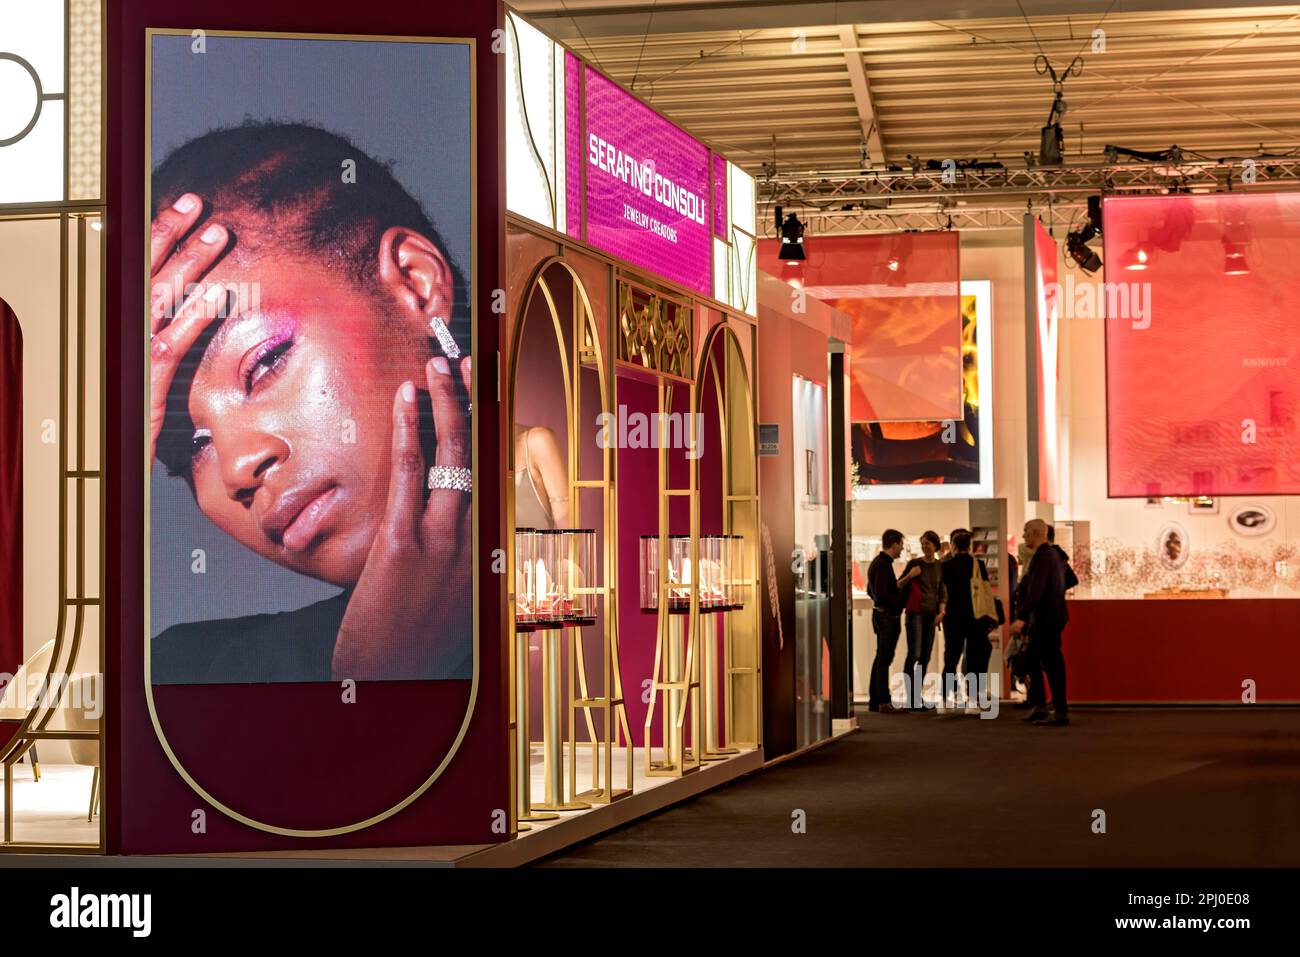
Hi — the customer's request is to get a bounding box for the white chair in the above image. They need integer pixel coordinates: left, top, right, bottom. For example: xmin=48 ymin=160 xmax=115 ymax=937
xmin=56 ymin=673 xmax=101 ymax=822
xmin=0 ymin=639 xmax=57 ymax=781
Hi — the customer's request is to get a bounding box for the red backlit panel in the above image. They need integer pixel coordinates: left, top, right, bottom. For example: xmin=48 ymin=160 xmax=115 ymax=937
xmin=758 ymin=233 xmax=963 ymax=422
xmin=1026 ymin=216 xmax=1060 ymax=503
xmin=1105 ymin=193 xmax=1300 ymax=496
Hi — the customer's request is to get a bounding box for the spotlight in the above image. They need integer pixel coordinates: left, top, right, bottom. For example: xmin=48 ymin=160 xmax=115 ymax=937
xmin=883 ymin=233 xmax=912 ymax=283
xmin=776 ymin=207 xmax=805 ymax=263
xmin=90 ymin=220 xmax=103 ymax=232
xmin=1066 ymin=222 xmax=1101 ymax=274
xmin=1121 ymin=245 xmax=1149 ymax=271
xmin=1223 ymin=240 xmax=1249 ymax=276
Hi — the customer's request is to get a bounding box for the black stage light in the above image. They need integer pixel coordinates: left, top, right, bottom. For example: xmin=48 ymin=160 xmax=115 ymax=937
xmin=1066 ymin=224 xmax=1101 ymax=273
xmin=778 ymin=209 xmax=806 ymax=263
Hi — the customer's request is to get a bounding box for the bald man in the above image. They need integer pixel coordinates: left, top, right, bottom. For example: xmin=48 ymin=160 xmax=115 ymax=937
xmin=1009 ymin=519 xmax=1070 ymax=725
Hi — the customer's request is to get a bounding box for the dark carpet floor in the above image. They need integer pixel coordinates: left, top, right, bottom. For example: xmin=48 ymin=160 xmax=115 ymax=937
xmin=537 ymin=707 xmax=1300 ymax=867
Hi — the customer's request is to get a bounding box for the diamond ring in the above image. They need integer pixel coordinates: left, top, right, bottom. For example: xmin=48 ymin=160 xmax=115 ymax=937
xmin=427 ymin=465 xmax=472 ymax=492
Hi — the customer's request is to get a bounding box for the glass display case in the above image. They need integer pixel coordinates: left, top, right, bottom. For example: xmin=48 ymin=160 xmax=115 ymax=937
xmin=516 ymin=528 xmax=598 ymax=627
xmin=515 ymin=527 xmax=539 ymax=629
xmin=639 ymin=534 xmax=744 ymax=614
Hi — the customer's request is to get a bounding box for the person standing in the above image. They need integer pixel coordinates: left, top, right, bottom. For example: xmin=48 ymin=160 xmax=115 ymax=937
xmin=1012 ymin=519 xmax=1070 ymax=726
xmin=939 ymin=530 xmax=990 ymax=711
xmin=867 ymin=529 xmax=909 ymax=713
xmin=901 ymin=530 xmax=946 ymax=710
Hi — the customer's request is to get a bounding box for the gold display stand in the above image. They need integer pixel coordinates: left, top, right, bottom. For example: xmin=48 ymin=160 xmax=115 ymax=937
xmin=646 ymin=611 xmax=701 ymax=776
xmin=514 ymin=628 xmax=557 ymax=825
xmin=644 ymin=374 xmax=702 ymax=778
xmin=531 ymin=628 xmax=590 ymax=812
xmin=700 ymin=613 xmax=738 ymax=762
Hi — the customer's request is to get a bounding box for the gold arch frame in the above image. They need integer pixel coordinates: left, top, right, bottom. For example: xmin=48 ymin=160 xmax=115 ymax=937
xmin=506 ymin=253 xmax=632 ymax=831
xmin=693 ymin=321 xmax=760 ymax=753
xmin=0 ymin=213 xmax=105 ymax=852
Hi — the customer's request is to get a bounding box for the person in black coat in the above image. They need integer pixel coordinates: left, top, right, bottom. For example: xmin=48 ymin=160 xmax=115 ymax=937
xmin=867 ymin=528 xmax=912 ymax=713
xmin=1011 ymin=519 xmax=1071 ymax=726
xmin=939 ymin=529 xmax=991 ymax=710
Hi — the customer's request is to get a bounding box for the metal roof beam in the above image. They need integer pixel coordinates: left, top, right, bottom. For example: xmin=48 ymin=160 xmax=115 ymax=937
xmin=838 ymin=24 xmax=885 ymax=166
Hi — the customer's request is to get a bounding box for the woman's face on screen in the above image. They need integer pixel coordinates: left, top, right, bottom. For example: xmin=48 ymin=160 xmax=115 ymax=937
xmin=182 ymin=257 xmax=424 ymax=587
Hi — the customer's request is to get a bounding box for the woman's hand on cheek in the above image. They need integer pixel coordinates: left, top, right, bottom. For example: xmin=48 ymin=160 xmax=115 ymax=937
xmin=332 ymin=356 xmax=473 ymax=681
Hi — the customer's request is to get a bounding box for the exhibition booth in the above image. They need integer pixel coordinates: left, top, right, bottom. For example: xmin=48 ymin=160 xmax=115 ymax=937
xmin=0 ymin=2 xmax=799 ymax=861
xmin=790 ymin=202 xmax=1300 ymax=709
xmin=3 ymin=0 xmax=1296 ymax=864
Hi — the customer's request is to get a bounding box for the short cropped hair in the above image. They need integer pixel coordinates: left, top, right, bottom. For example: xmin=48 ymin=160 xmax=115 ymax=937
xmin=151 ymin=121 xmax=468 ymax=481
xmin=882 ymin=529 xmax=904 ymax=550
xmin=952 ymin=530 xmax=972 ymax=552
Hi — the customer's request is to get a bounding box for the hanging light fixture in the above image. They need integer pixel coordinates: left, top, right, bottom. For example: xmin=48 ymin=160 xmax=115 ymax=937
xmin=1223 ymin=239 xmax=1249 ymax=276
xmin=776 ymin=205 xmax=806 ymax=263
xmin=1121 ymin=244 xmax=1149 ymax=271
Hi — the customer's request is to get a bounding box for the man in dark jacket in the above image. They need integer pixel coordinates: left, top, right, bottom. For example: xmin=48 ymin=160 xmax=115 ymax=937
xmin=1011 ymin=519 xmax=1070 ymax=725
xmin=867 ymin=529 xmax=911 ymax=713
xmin=939 ymin=529 xmax=991 ymax=711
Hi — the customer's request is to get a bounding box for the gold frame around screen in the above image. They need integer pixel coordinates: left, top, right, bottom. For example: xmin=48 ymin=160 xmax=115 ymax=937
xmin=141 ymin=29 xmax=479 ymax=838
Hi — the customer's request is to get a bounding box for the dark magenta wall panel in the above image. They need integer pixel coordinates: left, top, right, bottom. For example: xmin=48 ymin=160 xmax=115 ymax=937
xmin=1067 ymin=599 xmax=1300 ymax=703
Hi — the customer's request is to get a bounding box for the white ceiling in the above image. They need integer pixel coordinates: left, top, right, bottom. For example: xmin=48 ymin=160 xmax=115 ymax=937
xmin=512 ymin=2 xmax=1300 ymax=176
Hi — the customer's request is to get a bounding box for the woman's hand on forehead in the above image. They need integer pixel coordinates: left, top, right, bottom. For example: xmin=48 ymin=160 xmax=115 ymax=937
xmin=149 ymin=191 xmax=235 ymax=465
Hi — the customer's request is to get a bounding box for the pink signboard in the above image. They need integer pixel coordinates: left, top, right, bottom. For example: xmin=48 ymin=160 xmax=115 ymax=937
xmin=577 ymin=66 xmax=712 ymax=296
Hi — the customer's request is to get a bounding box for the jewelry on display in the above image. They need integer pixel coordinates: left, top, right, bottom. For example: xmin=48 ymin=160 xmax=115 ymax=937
xmin=429 ymin=315 xmax=461 ymax=360
xmin=427 ymin=465 xmax=472 ymax=492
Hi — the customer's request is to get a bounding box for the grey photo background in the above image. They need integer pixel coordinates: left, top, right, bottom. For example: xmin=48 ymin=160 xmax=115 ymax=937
xmin=149 ymin=34 xmax=471 ymax=636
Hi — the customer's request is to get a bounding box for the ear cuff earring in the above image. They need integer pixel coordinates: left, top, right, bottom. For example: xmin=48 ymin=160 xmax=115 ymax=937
xmin=429 ymin=315 xmax=461 ymax=360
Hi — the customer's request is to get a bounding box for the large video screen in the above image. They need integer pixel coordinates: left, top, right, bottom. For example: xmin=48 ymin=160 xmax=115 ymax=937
xmin=757 ymin=233 xmax=964 ymax=423
xmin=1105 ymin=193 xmax=1300 ymax=496
xmin=580 ymin=66 xmax=713 ymax=296
xmin=852 ymin=281 xmax=993 ymax=500
xmin=146 ymin=33 xmax=474 ymax=684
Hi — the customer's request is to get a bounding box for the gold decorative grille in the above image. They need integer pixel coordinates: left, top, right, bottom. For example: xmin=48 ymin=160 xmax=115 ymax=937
xmin=617 ymin=282 xmax=692 ymax=379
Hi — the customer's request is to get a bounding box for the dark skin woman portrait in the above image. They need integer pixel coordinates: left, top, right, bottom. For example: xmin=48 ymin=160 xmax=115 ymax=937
xmin=148 ymin=122 xmax=472 ymax=684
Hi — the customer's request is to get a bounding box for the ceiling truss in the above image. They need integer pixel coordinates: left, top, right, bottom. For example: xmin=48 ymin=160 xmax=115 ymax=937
xmin=761 ymin=155 xmax=1300 ymax=233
